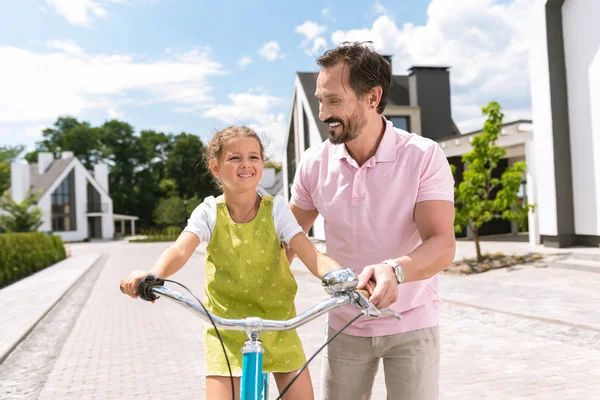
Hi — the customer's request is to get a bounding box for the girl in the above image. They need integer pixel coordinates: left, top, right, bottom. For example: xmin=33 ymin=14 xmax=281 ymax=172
xmin=120 ymin=126 xmax=343 ymax=400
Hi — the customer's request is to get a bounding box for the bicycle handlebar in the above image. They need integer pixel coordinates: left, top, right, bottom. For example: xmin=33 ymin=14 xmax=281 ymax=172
xmin=122 ymin=269 xmax=402 ymax=334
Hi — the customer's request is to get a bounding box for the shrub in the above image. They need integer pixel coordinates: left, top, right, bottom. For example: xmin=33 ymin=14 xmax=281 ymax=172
xmin=0 ymin=232 xmax=67 ymax=288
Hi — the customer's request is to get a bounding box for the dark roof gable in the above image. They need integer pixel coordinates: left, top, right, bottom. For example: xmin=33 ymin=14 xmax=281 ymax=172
xmin=29 ymin=158 xmax=74 ymax=197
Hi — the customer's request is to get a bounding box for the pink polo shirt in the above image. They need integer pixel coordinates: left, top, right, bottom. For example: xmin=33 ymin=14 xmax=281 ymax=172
xmin=291 ymin=117 xmax=454 ymax=337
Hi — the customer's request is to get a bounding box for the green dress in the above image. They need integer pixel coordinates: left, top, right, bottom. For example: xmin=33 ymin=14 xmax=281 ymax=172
xmin=203 ymin=195 xmax=307 ymax=376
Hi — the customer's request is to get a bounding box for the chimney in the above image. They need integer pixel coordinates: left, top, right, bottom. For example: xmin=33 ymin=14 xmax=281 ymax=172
xmin=10 ymin=163 xmax=30 ymax=203
xmin=38 ymin=152 xmax=54 ymax=174
xmin=94 ymin=162 xmax=109 ymax=193
xmin=62 ymin=151 xmax=74 ymax=159
xmin=382 ymin=55 xmax=392 ymax=72
xmin=408 ymin=66 xmax=453 ymax=140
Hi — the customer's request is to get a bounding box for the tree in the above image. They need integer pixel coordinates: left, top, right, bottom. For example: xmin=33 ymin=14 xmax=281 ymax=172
xmin=166 ymin=133 xmax=219 ymax=199
xmin=0 ymin=191 xmax=44 ymax=232
xmin=153 ymin=195 xmax=202 ymax=227
xmin=24 ymin=117 xmax=102 ymax=169
xmin=453 ymin=102 xmax=535 ymax=262
xmin=0 ymin=145 xmax=25 ymax=194
xmin=23 ymin=117 xmax=219 ymax=228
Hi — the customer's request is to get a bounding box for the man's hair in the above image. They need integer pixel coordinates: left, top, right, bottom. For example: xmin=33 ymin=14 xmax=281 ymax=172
xmin=316 ymin=41 xmax=391 ymax=114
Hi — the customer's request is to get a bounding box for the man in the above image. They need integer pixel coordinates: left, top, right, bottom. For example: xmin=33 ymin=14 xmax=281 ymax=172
xmin=289 ymin=42 xmax=456 ymax=399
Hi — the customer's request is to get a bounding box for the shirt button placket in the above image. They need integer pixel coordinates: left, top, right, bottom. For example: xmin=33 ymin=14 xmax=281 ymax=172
xmin=353 ymin=169 xmax=365 ymax=200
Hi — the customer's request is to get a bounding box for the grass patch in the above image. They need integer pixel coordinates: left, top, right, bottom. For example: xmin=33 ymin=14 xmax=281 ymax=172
xmin=129 ymin=226 xmax=181 ymax=243
xmin=130 ymin=235 xmax=178 ymax=243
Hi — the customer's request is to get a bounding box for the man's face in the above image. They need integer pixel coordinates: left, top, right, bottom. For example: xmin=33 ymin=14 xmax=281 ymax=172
xmin=315 ymin=63 xmax=369 ymax=145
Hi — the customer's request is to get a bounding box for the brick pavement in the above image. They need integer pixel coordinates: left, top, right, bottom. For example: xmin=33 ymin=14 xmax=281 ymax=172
xmin=13 ymin=240 xmax=599 ymax=399
xmin=441 ymin=265 xmax=600 ymax=331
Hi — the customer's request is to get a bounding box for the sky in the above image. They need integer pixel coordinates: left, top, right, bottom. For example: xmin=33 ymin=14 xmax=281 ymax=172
xmin=0 ymin=0 xmax=533 ymax=162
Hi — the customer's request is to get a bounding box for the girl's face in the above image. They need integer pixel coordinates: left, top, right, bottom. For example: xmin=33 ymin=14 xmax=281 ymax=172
xmin=210 ymin=136 xmax=264 ymax=192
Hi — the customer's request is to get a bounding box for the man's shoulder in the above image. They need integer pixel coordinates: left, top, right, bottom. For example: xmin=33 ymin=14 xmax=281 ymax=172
xmin=393 ymin=128 xmax=441 ymax=157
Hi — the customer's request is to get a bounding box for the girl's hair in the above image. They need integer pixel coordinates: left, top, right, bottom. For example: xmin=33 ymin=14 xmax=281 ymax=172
xmin=205 ymin=126 xmax=266 ymax=189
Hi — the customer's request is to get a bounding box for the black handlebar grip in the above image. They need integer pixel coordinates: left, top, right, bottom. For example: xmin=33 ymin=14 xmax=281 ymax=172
xmin=137 ymin=274 xmax=165 ymax=302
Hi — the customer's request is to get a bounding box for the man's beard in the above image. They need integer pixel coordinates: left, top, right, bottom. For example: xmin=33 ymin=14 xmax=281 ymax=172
xmin=326 ymin=109 xmax=367 ymax=145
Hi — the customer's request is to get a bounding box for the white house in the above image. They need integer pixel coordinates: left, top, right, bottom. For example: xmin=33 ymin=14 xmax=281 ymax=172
xmin=258 ymin=166 xmax=284 ymax=197
xmin=9 ymin=152 xmax=138 ymax=242
xmin=528 ymin=0 xmax=600 ymax=247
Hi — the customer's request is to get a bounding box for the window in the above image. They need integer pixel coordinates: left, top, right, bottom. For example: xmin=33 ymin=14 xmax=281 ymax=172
xmin=87 ymin=181 xmax=102 ymax=212
xmin=303 ymin=107 xmax=310 ymax=150
xmin=386 ymin=116 xmax=410 ymax=132
xmin=51 ymin=170 xmax=76 ymax=231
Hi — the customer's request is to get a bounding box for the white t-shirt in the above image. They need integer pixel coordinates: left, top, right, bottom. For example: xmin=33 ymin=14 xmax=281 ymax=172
xmin=183 ymin=194 xmax=304 ymax=245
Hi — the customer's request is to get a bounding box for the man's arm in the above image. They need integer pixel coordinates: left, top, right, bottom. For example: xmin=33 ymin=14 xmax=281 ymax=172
xmin=358 ymin=200 xmax=456 ymax=308
xmin=286 ymin=203 xmax=319 ymax=263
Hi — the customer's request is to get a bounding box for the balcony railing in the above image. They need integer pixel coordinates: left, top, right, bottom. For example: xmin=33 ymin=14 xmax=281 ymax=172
xmin=87 ymin=202 xmax=108 ymax=213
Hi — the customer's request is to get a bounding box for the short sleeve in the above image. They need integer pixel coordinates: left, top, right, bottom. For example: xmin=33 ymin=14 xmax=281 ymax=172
xmin=290 ymin=150 xmax=317 ymax=211
xmin=272 ymin=195 xmax=304 ymax=244
xmin=417 ymin=143 xmax=455 ymax=203
xmin=182 ymin=196 xmax=217 ymax=242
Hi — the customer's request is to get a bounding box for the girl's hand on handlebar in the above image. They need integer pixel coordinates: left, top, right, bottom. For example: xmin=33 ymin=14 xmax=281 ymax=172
xmin=119 ymin=270 xmax=151 ymax=299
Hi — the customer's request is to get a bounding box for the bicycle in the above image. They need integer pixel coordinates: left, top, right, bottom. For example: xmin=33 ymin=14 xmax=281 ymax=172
xmin=122 ymin=268 xmax=402 ymax=400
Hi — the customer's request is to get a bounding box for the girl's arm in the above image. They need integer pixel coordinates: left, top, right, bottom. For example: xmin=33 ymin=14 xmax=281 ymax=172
xmin=122 ymin=198 xmax=214 ymax=298
xmin=149 ymin=232 xmax=200 ymax=277
xmin=121 ymin=231 xmax=200 ymax=298
xmin=288 ymin=233 xmax=342 ymax=279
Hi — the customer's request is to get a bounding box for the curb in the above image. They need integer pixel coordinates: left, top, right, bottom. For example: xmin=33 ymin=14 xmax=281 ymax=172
xmin=0 ymin=253 xmax=102 ymax=364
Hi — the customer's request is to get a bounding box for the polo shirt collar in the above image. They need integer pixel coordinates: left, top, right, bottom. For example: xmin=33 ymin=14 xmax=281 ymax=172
xmin=373 ymin=117 xmax=396 ymax=163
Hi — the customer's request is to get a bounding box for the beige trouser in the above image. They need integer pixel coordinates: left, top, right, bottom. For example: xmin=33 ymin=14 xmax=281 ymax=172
xmin=320 ymin=325 xmax=440 ymax=400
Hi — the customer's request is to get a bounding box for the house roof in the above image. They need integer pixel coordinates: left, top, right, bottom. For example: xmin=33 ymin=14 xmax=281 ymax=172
xmin=435 ymin=119 xmax=533 ymax=143
xmin=297 ymin=72 xmax=329 ymax=141
xmin=29 ymin=158 xmax=74 ymax=197
xmin=388 ymin=76 xmax=411 ymax=106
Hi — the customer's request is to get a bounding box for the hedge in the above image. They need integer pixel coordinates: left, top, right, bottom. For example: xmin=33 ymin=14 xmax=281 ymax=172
xmin=0 ymin=232 xmax=67 ymax=288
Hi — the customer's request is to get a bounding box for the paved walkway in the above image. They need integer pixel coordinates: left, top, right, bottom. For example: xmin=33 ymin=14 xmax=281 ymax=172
xmin=0 ymin=253 xmax=100 ymax=363
xmin=441 ymin=265 xmax=600 ymax=331
xmin=1 ymin=239 xmax=599 ymax=399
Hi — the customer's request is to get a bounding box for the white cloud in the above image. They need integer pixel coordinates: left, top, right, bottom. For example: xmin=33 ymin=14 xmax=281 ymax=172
xmin=238 ymin=56 xmax=254 ymax=67
xmin=47 ymin=39 xmax=86 ymax=57
xmin=202 ymin=92 xmax=288 ymax=160
xmin=0 ymin=42 xmax=227 ymax=124
xmin=45 ymin=0 xmax=147 ymax=27
xmin=46 ymin=0 xmax=107 ymax=26
xmin=307 ymin=37 xmax=327 ymax=57
xmin=331 ymin=0 xmax=533 ymax=133
xmin=295 ymin=21 xmax=328 ymax=57
xmin=0 ymin=124 xmax=47 ymax=153
xmin=322 ymin=7 xmax=336 ymax=22
xmin=373 ymin=1 xmax=388 ymax=16
xmin=258 ymin=41 xmax=282 ymax=61
xmin=295 ymin=21 xmax=327 ymax=42
xmin=152 ymin=124 xmax=175 ymax=133
xmin=106 ymin=108 xmax=124 ymax=120
xmin=202 ymin=93 xmax=282 ymax=123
